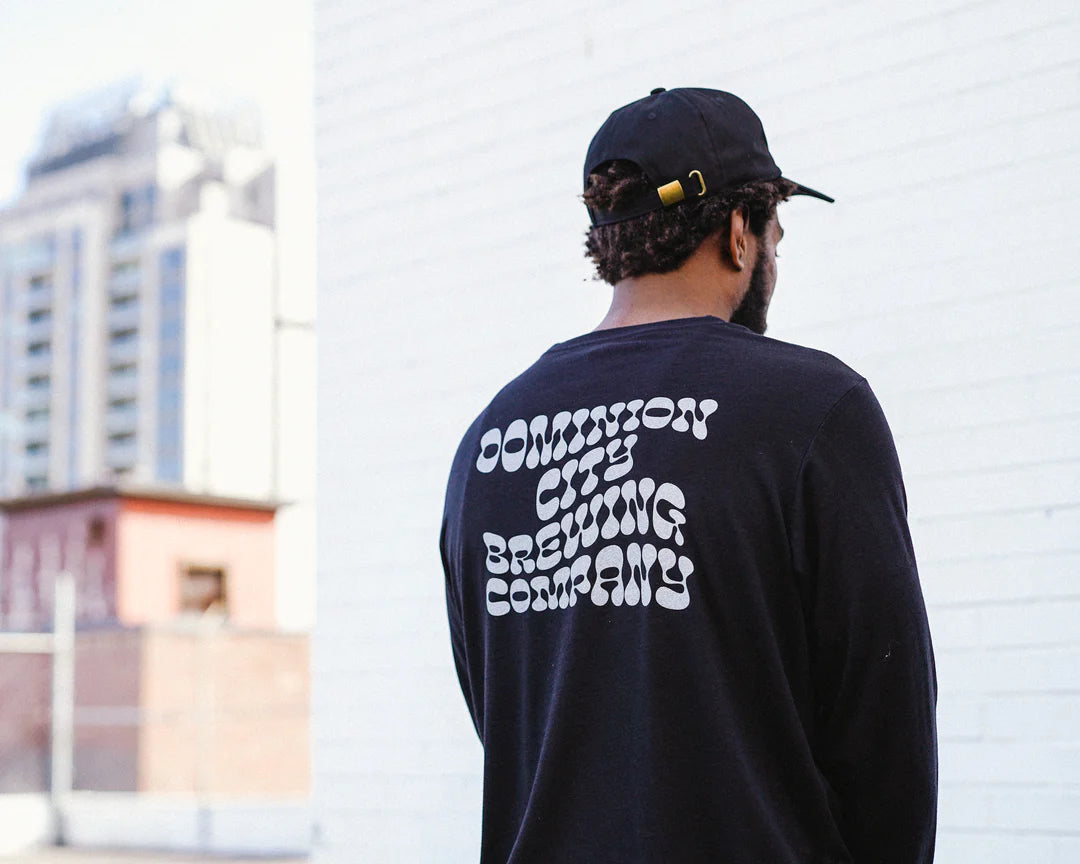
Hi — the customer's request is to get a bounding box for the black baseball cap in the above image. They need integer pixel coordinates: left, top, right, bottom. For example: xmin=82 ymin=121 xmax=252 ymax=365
xmin=584 ymin=87 xmax=834 ymax=226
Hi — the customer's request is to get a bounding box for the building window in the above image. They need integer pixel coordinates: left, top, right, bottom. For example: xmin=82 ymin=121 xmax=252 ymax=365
xmin=160 ymin=248 xmax=184 ymax=279
xmin=69 ymin=225 xmax=82 ymax=487
xmin=27 ymin=340 xmax=51 ymax=356
xmin=117 ymin=184 xmax=156 ymax=235
xmin=111 ymin=295 xmax=138 ymax=311
xmin=110 ymin=260 xmax=139 ymax=278
xmin=110 ymin=328 xmax=138 ymax=345
xmin=27 ymin=374 xmax=50 ymax=390
xmin=25 ymin=475 xmax=47 ymax=490
xmin=157 ymin=246 xmax=185 ymax=483
xmin=179 ymin=566 xmax=227 ymax=617
xmin=88 ymin=516 xmax=106 ymax=546
xmin=28 ymin=309 xmax=51 ymax=324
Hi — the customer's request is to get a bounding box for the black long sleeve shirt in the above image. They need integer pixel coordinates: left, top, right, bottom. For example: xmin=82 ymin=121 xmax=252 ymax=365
xmin=440 ymin=315 xmax=938 ymax=864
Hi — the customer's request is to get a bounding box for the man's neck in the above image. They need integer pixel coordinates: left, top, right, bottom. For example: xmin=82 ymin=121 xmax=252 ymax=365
xmin=593 ymin=232 xmax=749 ymax=332
xmin=593 ymin=272 xmax=739 ymax=332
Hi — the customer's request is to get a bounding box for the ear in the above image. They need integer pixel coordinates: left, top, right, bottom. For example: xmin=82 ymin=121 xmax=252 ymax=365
xmin=728 ymin=206 xmax=749 ymax=271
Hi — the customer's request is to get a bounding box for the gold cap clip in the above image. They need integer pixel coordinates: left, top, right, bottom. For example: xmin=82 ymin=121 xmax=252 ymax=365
xmin=657 ymin=180 xmax=685 ymax=207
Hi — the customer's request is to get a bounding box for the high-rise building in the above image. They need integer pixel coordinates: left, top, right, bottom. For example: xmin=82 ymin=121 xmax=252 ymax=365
xmin=0 ymin=81 xmax=277 ymax=500
xmin=0 ymin=80 xmax=315 ymax=632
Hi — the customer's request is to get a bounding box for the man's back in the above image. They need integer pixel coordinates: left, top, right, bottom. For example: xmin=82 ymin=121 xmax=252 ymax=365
xmin=441 ymin=315 xmax=938 ymax=863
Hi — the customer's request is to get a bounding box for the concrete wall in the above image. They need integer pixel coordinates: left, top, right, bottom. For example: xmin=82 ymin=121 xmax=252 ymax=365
xmin=0 ymin=793 xmax=309 ymax=857
xmin=61 ymin=794 xmax=311 ymax=857
xmin=0 ymin=653 xmax=50 ymax=792
xmin=0 ymin=794 xmax=54 ymax=854
xmin=0 ymin=626 xmax=308 ymax=797
xmin=139 ymin=627 xmax=309 ymax=796
xmin=75 ymin=627 xmax=141 ymax=792
xmin=313 ymin=0 xmax=1080 ymax=861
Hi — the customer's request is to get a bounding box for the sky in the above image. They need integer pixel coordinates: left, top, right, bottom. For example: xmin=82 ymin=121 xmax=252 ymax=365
xmin=0 ymin=0 xmax=314 ymax=207
xmin=0 ymin=0 xmax=316 ymax=320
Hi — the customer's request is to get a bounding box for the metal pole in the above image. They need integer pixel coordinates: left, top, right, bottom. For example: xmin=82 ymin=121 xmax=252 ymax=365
xmin=50 ymin=568 xmax=75 ymax=843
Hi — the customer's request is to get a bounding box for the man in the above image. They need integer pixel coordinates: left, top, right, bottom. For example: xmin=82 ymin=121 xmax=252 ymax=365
xmin=440 ymin=87 xmax=937 ymax=864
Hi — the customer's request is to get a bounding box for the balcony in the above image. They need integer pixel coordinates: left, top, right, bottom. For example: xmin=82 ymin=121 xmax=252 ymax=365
xmin=22 ymin=386 xmax=51 ymax=411
xmin=108 ymin=268 xmax=141 ymax=298
xmin=105 ymin=403 xmax=138 ymax=436
xmin=22 ymin=450 xmax=50 ymax=478
xmin=109 ymin=232 xmax=143 ymax=262
xmin=107 ymin=302 xmax=141 ymax=331
xmin=105 ymin=436 xmax=137 ymax=469
xmin=9 ymin=240 xmax=56 ymax=274
xmin=26 ymin=286 xmax=53 ymax=313
xmin=24 ymin=352 xmax=52 ymax=377
xmin=106 ymin=371 xmax=138 ymax=401
xmin=107 ymin=338 xmax=139 ymax=365
xmin=25 ymin=316 xmax=52 ymax=342
xmin=23 ymin=475 xmax=48 ymax=493
xmin=23 ymin=414 xmax=50 ymax=441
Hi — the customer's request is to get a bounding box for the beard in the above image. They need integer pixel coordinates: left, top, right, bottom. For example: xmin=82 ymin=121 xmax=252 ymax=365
xmin=729 ymin=247 xmax=770 ymax=335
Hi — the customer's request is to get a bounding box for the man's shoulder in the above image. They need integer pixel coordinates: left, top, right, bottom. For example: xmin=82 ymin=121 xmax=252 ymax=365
xmin=746 ymin=330 xmax=866 ymax=399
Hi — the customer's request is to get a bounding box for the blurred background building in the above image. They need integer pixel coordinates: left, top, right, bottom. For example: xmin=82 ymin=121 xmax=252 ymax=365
xmin=0 ymin=81 xmax=276 ymax=499
xmin=0 ymin=80 xmax=314 ymax=855
xmin=0 ymin=484 xmax=306 ymax=797
xmin=0 ymin=1 xmax=316 ymax=850
xmin=313 ymin=1 xmax=1080 ymax=863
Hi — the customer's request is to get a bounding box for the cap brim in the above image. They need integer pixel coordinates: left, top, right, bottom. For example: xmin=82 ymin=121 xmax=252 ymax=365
xmin=784 ymin=178 xmax=834 ymax=203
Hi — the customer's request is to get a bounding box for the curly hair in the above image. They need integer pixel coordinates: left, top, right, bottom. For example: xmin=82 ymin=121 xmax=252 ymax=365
xmin=583 ymin=160 xmax=798 ymax=285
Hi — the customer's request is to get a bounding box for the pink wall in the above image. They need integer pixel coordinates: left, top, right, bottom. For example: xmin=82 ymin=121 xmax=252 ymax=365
xmin=115 ymin=498 xmax=276 ymax=629
xmin=0 ymin=627 xmax=307 ymax=795
xmin=0 ymin=498 xmax=119 ymax=629
xmin=139 ymin=628 xmax=309 ymax=795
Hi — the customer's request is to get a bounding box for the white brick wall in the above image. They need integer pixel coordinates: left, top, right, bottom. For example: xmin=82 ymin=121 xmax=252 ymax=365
xmin=313 ymin=0 xmax=1080 ymax=860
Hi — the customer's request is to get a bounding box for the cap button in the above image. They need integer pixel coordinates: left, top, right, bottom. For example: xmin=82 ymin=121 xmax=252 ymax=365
xmin=650 ymin=87 xmax=666 ymax=95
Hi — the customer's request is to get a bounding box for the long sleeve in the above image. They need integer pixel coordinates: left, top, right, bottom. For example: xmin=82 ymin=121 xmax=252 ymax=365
xmin=441 ymin=508 xmax=482 ymax=741
xmin=788 ymin=378 xmax=938 ymax=864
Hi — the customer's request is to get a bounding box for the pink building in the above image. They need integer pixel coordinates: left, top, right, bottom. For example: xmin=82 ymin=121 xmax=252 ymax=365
xmin=0 ymin=483 xmax=278 ymax=630
xmin=0 ymin=485 xmax=308 ymax=796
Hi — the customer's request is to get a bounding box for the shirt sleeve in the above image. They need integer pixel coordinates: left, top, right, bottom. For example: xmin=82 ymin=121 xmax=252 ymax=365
xmin=788 ymin=377 xmax=938 ymax=864
xmin=441 ymin=511 xmax=482 ymax=741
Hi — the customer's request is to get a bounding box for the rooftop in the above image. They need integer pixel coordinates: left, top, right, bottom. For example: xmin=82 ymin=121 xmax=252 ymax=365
xmin=26 ymin=77 xmax=262 ymax=180
xmin=0 ymin=482 xmax=283 ymax=514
